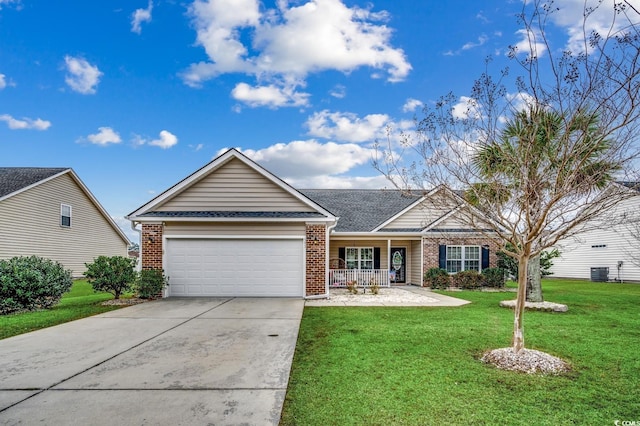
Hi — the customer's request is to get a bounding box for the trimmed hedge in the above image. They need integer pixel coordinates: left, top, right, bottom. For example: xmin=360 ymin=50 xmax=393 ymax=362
xmin=482 ymin=267 xmax=506 ymax=288
xmin=424 ymin=268 xmax=451 ymax=289
xmin=451 ymin=270 xmax=483 ymax=289
xmin=0 ymin=256 xmax=73 ymax=315
xmin=135 ymin=269 xmax=169 ymax=299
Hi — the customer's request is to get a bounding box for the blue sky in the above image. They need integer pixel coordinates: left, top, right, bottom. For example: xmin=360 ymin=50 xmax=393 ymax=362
xmin=0 ymin=0 xmax=626 ymax=242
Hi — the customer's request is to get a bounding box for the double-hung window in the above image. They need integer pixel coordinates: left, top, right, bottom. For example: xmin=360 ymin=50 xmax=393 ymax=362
xmin=60 ymin=204 xmax=72 ymax=227
xmin=446 ymin=245 xmax=480 ymax=273
xmin=345 ymin=247 xmax=374 ymax=270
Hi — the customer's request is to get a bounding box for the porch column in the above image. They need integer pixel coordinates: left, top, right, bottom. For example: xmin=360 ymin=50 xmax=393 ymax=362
xmin=388 ymin=239 xmax=391 ymax=285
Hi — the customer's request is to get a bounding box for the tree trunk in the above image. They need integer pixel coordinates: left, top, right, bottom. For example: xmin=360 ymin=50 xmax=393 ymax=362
xmin=526 ymin=253 xmax=543 ymax=302
xmin=512 ymin=255 xmax=528 ymax=353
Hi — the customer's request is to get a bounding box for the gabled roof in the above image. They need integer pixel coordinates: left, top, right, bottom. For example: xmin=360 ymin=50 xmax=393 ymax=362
xmin=300 ymin=189 xmax=420 ymax=232
xmin=0 ymin=167 xmax=69 ymax=200
xmin=0 ymin=167 xmax=129 ymax=244
xmin=128 ymin=149 xmax=336 ymax=221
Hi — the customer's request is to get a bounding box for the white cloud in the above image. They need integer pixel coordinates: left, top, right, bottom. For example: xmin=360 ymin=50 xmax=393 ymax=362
xmin=0 ymin=74 xmax=5 ymax=89
xmin=451 ymin=96 xmax=482 ymax=120
xmin=329 ymin=84 xmax=346 ymax=99
xmin=0 ymin=114 xmax=51 ymax=130
xmin=0 ymin=0 xmax=20 ymax=10
xmin=131 ymin=1 xmax=153 ymax=34
xmin=306 ymin=110 xmax=391 ymax=143
xmin=87 ymin=127 xmax=122 ymax=145
xmin=231 ymin=81 xmax=310 ymax=108
xmin=511 ymin=28 xmax=547 ymax=59
xmin=444 ymin=34 xmax=489 ymax=56
xmin=183 ymin=0 xmax=411 ymax=104
xmin=402 ymin=98 xmax=422 ymax=113
xmin=461 ymin=34 xmax=488 ymax=51
xmin=64 ymin=56 xmax=102 ymax=94
xmin=543 ymin=0 xmax=640 ymax=54
xmin=131 ymin=130 xmax=178 ymax=149
xmin=148 ymin=130 xmax=178 ymax=149
xmin=189 ymin=143 xmax=204 ymax=151
xmin=233 ymin=140 xmax=374 ymax=179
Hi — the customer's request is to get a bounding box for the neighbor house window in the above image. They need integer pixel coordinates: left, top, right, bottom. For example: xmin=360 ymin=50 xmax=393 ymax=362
xmin=345 ymin=247 xmax=374 ymax=270
xmin=446 ymin=245 xmax=480 ymax=273
xmin=60 ymin=204 xmax=71 ymax=227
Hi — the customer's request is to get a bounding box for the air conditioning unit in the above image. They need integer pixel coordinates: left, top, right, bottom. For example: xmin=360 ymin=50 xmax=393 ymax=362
xmin=590 ymin=267 xmax=609 ymax=282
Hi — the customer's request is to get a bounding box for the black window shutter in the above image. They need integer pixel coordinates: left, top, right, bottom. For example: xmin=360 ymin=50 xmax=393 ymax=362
xmin=374 ymin=247 xmax=381 ymax=269
xmin=481 ymin=246 xmax=490 ymax=270
xmin=438 ymin=245 xmax=446 ymax=269
xmin=338 ymin=247 xmax=345 ymax=262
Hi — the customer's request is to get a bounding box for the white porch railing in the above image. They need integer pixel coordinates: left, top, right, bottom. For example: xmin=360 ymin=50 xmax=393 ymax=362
xmin=329 ymin=269 xmax=390 ymax=288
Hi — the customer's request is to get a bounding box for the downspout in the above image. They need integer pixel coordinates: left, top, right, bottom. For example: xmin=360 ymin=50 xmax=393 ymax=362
xmin=130 ymin=220 xmax=142 ymax=271
xmin=304 ymin=218 xmax=339 ymax=300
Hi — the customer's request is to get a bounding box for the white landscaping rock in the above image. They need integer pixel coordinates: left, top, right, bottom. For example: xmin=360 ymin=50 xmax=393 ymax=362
xmin=499 ymin=299 xmax=568 ymax=312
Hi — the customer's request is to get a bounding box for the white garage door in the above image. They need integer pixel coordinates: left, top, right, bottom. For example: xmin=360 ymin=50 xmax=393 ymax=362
xmin=165 ymin=238 xmax=304 ymax=297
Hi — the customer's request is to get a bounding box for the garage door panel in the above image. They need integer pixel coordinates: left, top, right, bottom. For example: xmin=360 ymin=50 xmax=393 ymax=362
xmin=166 ymin=239 xmax=304 ymax=297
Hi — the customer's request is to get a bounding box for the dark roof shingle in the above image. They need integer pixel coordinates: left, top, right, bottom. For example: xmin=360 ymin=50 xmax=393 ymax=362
xmin=300 ymin=189 xmax=420 ymax=232
xmin=0 ymin=168 xmax=69 ymax=199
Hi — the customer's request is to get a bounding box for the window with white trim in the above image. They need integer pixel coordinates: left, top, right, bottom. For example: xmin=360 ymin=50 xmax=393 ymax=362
xmin=60 ymin=204 xmax=71 ymax=227
xmin=345 ymin=247 xmax=374 ymax=270
xmin=446 ymin=245 xmax=480 ymax=273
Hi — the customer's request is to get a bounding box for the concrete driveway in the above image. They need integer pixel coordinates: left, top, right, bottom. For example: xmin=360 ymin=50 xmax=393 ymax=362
xmin=0 ymin=297 xmax=304 ymax=425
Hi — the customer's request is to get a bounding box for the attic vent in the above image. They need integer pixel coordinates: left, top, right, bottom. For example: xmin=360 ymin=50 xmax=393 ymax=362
xmin=591 ymin=244 xmax=607 ymax=248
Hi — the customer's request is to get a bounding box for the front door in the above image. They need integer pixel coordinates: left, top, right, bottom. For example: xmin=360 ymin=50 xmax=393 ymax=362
xmin=390 ymin=247 xmax=406 ymax=284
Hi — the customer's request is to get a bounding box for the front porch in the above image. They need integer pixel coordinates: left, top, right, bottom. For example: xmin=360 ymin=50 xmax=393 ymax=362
xmin=328 ymin=238 xmax=424 ymax=287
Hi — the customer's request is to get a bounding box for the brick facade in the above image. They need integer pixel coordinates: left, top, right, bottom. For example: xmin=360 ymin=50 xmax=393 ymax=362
xmin=141 ymin=223 xmax=163 ymax=270
xmin=305 ymin=224 xmax=326 ymax=296
xmin=422 ymin=236 xmax=499 ymax=285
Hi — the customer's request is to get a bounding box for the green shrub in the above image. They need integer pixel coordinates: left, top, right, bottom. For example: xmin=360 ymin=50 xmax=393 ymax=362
xmin=424 ymin=268 xmax=451 ymax=289
xmin=452 ymin=270 xmax=482 ymax=289
xmin=482 ymin=267 xmax=506 ymax=288
xmin=85 ymin=256 xmax=137 ymax=299
xmin=135 ymin=269 xmax=169 ymax=299
xmin=0 ymin=256 xmax=73 ymax=315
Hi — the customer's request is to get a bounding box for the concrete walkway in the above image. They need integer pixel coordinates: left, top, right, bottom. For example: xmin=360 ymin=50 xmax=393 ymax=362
xmin=305 ymin=285 xmax=471 ymax=307
xmin=0 ymin=298 xmax=304 ymax=425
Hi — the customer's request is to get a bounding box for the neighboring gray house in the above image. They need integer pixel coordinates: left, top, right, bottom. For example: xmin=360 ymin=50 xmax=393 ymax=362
xmin=0 ymin=168 xmax=129 ymax=276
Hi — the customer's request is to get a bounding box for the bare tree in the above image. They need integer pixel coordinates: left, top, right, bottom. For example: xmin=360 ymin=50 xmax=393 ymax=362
xmin=374 ymin=0 xmax=640 ymax=356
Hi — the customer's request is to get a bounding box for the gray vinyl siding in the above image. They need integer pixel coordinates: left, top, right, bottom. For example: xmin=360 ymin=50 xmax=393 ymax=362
xmin=411 ymin=240 xmax=422 ymax=285
xmin=163 ymin=222 xmax=306 ymax=236
xmin=155 ymin=158 xmax=315 ymax=212
xmin=0 ymin=173 xmax=128 ymax=276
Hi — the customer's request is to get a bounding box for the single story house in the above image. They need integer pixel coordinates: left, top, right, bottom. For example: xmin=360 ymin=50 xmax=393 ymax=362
xmin=127 ymin=149 xmax=498 ymax=298
xmin=0 ymin=167 xmax=130 ymax=276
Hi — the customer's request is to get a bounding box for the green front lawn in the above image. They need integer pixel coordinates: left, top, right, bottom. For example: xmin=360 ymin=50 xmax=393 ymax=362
xmin=0 ymin=280 xmax=127 ymax=340
xmin=281 ymin=279 xmax=640 ymax=425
